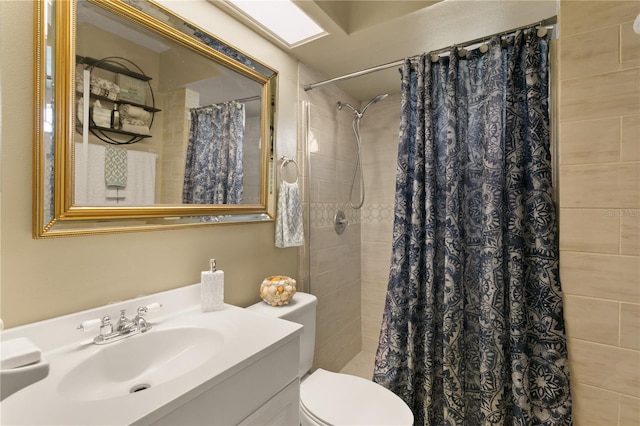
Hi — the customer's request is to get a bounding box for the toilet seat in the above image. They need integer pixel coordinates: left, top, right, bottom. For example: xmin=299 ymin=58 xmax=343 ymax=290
xmin=300 ymin=368 xmax=413 ymax=426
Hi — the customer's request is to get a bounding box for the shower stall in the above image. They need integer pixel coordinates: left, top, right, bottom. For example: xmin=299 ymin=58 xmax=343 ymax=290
xmin=298 ymin=64 xmax=399 ymax=376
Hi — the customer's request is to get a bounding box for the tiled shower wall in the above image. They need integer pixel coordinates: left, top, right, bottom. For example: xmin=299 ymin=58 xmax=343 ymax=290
xmin=298 ymin=64 xmax=362 ymax=372
xmin=359 ymin=94 xmax=401 ymax=355
xmin=559 ymin=2 xmax=640 ymax=424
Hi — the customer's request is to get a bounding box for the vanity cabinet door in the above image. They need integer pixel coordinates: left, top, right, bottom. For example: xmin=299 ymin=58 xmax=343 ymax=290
xmin=239 ymin=379 xmax=300 ymax=426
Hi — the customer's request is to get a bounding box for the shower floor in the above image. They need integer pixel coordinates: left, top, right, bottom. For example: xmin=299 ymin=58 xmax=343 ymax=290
xmin=339 ymin=351 xmax=376 ymax=380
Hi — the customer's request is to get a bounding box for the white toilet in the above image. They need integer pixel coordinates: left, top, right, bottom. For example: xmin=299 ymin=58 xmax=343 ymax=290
xmin=248 ymin=292 xmax=413 ymax=426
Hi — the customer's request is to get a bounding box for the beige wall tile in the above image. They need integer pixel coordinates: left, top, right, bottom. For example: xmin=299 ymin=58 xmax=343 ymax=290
xmin=571 ymin=382 xmax=619 ymax=426
xmin=621 ymin=214 xmax=640 ymax=256
xmin=560 ymin=26 xmax=620 ymax=80
xmin=619 ymin=395 xmax=640 ymax=426
xmin=310 ymin=225 xmax=345 ymax=252
xmin=362 ymin=258 xmax=391 ymax=283
xmin=362 ymin=241 xmax=392 ymax=264
xmin=315 ymin=278 xmax=361 ymax=349
xmin=361 ymin=221 xmax=394 ymax=244
xmin=560 ymin=252 xmax=640 ymax=303
xmin=560 ymin=117 xmax=620 ymax=165
xmin=309 ymin=153 xmax=337 ymax=182
xmin=560 ymin=163 xmax=640 ymax=209
xmin=361 ymin=277 xmax=387 ymax=353
xmin=362 ymin=319 xmax=382 ymax=354
xmin=309 ymin=276 xmax=362 ymax=371
xmin=561 ymin=1 xmax=640 ymax=37
xmin=315 ymin=179 xmax=341 ymax=203
xmin=621 ymin=115 xmax=640 ymax=161
xmin=564 ymin=295 xmax=619 ymax=345
xmin=557 ymin=0 xmax=639 ymax=420
xmin=620 ymin=303 xmax=640 ymax=350
xmin=559 ymin=209 xmax=620 ymax=253
xmin=568 ymin=338 xmax=640 ymax=396
xmin=560 ymin=68 xmax=640 ymax=122
xmin=362 ymin=281 xmax=387 ymax=316
xmin=314 ymin=317 xmax=362 ymax=373
xmin=339 ymin=351 xmax=375 ymax=380
xmin=621 ymin=20 xmax=640 ymax=68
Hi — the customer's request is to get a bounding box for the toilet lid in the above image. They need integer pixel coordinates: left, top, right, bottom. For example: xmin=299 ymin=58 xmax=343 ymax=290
xmin=300 ymin=369 xmax=414 ymax=426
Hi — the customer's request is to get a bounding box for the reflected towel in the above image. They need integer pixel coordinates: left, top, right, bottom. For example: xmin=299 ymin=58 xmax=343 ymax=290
xmin=75 ymin=143 xmax=157 ymax=206
xmin=119 ymin=104 xmax=152 ymax=124
xmin=121 ymin=119 xmax=150 ymax=135
xmin=105 ymin=146 xmax=127 ymax=188
xmin=275 ymin=181 xmax=304 ymax=248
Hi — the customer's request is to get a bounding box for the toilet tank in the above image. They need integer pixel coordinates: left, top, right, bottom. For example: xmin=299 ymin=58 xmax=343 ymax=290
xmin=247 ymin=292 xmax=317 ymax=378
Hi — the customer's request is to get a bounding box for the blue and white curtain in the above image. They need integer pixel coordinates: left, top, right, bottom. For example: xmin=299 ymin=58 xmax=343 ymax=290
xmin=183 ymin=101 xmax=244 ymax=204
xmin=373 ymin=31 xmax=572 ymax=425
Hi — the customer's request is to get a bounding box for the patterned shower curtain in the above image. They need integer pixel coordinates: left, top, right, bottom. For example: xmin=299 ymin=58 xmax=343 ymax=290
xmin=373 ymin=31 xmax=572 ymax=425
xmin=183 ymin=101 xmax=244 ymax=204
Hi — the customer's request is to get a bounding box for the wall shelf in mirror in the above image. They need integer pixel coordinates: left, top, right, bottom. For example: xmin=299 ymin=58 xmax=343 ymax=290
xmin=76 ymin=55 xmax=159 ymax=145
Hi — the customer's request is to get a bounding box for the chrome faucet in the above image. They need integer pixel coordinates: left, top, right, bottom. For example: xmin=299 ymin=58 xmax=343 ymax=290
xmin=78 ymin=303 xmax=162 ymax=345
xmin=115 ymin=309 xmax=145 ymax=334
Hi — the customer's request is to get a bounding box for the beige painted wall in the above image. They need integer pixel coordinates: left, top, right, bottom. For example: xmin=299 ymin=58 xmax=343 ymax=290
xmin=559 ymin=1 xmax=640 ymax=424
xmin=0 ymin=0 xmax=299 ymax=328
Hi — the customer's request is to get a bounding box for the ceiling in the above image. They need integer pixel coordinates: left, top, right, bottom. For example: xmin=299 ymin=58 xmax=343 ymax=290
xmin=213 ymin=0 xmax=558 ymax=102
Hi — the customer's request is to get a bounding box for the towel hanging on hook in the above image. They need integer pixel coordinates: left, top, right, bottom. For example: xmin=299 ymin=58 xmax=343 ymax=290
xmin=276 ymin=155 xmax=304 ymax=248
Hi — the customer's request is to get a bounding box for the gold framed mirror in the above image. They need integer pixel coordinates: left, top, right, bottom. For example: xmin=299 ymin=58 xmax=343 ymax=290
xmin=33 ymin=0 xmax=278 ymax=238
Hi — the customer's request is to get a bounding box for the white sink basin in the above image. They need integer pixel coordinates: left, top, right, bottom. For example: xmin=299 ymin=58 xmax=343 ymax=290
xmin=58 ymin=327 xmax=224 ymax=401
xmin=0 ymin=283 xmax=302 ymax=425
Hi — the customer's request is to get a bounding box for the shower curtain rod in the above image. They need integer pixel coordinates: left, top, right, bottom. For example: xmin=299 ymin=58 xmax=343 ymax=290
xmin=303 ymin=17 xmax=557 ymax=92
xmin=234 ymin=95 xmax=261 ymax=103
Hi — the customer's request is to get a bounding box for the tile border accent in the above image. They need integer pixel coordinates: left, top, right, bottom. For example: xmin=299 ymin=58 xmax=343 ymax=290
xmin=309 ymin=202 xmax=361 ymax=227
xmin=361 ymin=203 xmax=395 ymax=225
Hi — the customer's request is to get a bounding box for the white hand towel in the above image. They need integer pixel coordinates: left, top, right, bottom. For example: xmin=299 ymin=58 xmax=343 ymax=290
xmin=275 ymin=181 xmax=304 ymax=248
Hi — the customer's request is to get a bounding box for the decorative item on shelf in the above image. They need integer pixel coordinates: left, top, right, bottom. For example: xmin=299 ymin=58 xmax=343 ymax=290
xmin=117 ymin=74 xmax=146 ymax=104
xmin=90 ymin=100 xmax=111 ymax=128
xmin=110 ymin=104 xmax=120 ymax=130
xmin=260 ymin=276 xmax=296 ymax=306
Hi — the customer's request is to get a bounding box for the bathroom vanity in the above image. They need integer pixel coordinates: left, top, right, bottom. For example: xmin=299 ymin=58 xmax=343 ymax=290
xmin=0 ymin=284 xmax=302 ymax=425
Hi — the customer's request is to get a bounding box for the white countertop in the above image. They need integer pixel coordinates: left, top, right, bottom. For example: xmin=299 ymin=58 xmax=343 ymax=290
xmin=0 ymin=284 xmax=302 ymax=425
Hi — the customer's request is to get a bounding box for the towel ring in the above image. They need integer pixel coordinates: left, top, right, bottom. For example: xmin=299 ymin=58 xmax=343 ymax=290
xmin=279 ymin=156 xmax=299 ymax=184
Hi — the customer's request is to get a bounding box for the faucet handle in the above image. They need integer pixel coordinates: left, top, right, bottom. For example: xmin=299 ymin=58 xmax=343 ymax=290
xmin=77 ymin=316 xmax=111 ymax=332
xmin=136 ymin=303 xmax=163 ymax=316
xmin=77 ymin=318 xmax=101 ymax=331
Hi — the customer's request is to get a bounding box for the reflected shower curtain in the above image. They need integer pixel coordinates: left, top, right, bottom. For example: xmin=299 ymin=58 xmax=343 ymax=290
xmin=373 ymin=32 xmax=572 ymax=425
xmin=183 ymin=101 xmax=244 ymax=204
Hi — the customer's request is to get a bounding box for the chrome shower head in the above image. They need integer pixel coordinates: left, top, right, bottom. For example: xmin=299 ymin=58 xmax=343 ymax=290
xmin=337 ymin=93 xmax=387 ymax=118
xmin=360 ymin=93 xmax=389 ymax=116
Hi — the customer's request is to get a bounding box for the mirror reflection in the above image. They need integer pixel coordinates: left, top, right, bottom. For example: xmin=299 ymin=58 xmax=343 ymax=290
xmin=34 ymin=0 xmax=278 ymax=238
xmin=74 ymin=0 xmax=263 ymax=207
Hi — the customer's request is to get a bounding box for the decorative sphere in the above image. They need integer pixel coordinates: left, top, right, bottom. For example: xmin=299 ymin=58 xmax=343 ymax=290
xmin=260 ymin=276 xmax=297 ymax=306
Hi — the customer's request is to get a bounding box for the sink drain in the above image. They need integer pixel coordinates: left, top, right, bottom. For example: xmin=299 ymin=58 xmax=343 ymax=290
xmin=130 ymin=384 xmax=151 ymax=393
